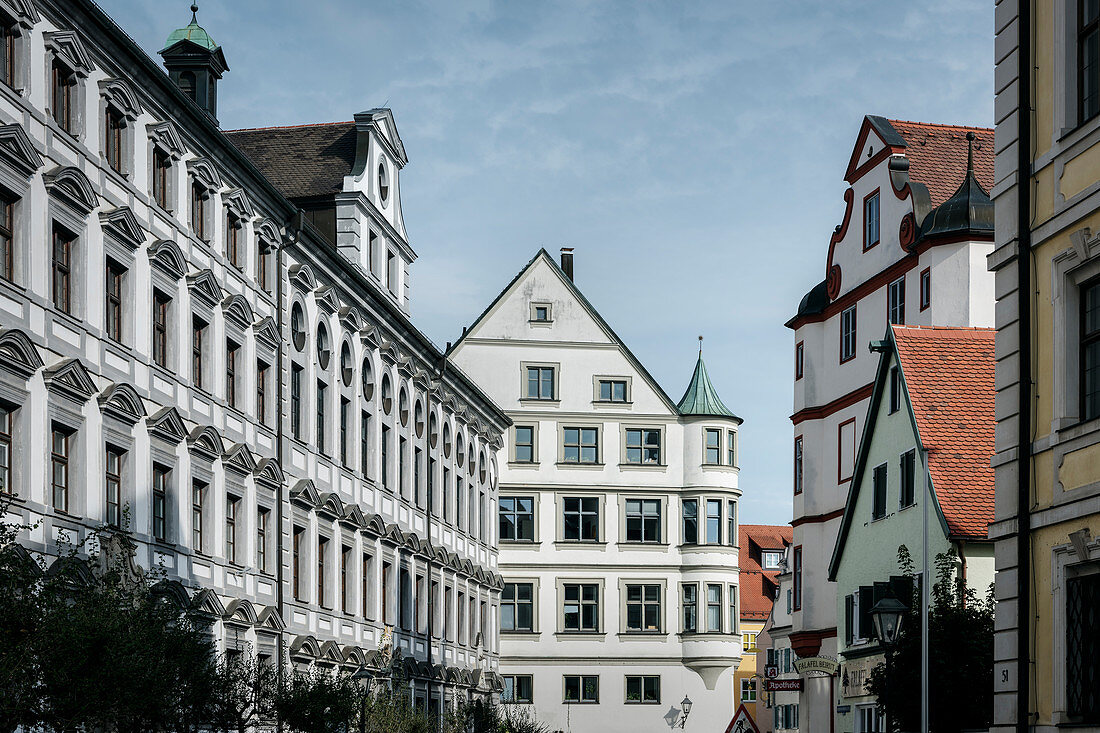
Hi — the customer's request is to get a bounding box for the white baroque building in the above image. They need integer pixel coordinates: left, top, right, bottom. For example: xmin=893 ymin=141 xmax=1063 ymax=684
xmin=0 ymin=0 xmax=510 ymax=711
xmin=449 ymin=249 xmax=743 ymax=731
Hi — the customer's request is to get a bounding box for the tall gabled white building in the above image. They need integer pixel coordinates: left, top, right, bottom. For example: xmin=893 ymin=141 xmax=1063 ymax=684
xmin=450 ymin=248 xmax=743 ymax=731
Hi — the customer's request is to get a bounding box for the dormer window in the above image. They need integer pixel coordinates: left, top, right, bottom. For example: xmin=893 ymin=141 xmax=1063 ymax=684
xmin=762 ymin=551 xmax=783 ymax=570
xmin=51 ymin=61 xmax=76 ymax=134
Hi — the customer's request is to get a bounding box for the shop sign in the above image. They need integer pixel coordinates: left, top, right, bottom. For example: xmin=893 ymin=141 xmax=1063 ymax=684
xmin=840 ymin=656 xmax=880 ymax=698
xmin=793 ymin=656 xmax=839 ymax=676
xmin=764 ymin=664 xmax=779 ymax=679
xmin=765 ymin=679 xmax=804 ymax=692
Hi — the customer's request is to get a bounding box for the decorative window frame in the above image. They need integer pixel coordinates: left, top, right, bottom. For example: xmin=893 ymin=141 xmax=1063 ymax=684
xmin=1052 ymin=230 xmax=1100 ymax=432
xmin=44 ymin=30 xmax=94 ymax=139
xmin=1050 ymin=531 xmax=1100 ymax=724
xmin=0 ymin=328 xmax=41 ymax=499
xmin=528 ymin=301 xmax=553 ymax=325
xmin=0 ymin=0 xmax=40 ymax=96
xmin=222 ymin=187 xmax=253 ymax=272
xmin=255 ymin=218 xmax=280 ymax=295
xmin=98 ymin=79 xmax=142 ymax=179
xmin=45 ymin=167 xmax=97 ymax=320
xmin=555 ymin=576 xmax=605 ymax=635
xmin=618 ymin=424 xmax=666 ymax=468
xmin=44 ymin=358 xmax=96 ymax=517
xmin=0 ymin=124 xmax=42 ymax=286
xmin=520 ymin=361 xmax=560 ymax=404
xmin=147 ymin=121 xmax=185 ymax=213
xmin=186 ymin=158 xmax=221 ymax=244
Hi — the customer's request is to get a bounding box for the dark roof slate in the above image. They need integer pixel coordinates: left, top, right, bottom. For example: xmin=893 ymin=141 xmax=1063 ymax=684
xmin=224 ymin=122 xmax=356 ymax=201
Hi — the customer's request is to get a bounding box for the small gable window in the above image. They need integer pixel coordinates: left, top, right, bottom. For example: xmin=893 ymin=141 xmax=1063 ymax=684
xmin=864 ymin=190 xmax=880 ymax=250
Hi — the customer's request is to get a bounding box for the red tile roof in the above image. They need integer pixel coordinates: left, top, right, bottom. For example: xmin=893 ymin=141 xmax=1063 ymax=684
xmin=888 ymin=120 xmax=994 ymax=207
xmin=891 ymin=326 xmax=995 ymax=539
xmin=739 ymin=524 xmax=793 ymax=620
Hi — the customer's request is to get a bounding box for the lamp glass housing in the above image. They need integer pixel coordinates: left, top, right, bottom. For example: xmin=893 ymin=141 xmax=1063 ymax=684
xmin=870 ymin=595 xmax=907 ymax=646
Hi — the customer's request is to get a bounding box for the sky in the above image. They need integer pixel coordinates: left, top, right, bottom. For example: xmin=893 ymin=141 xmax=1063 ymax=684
xmin=98 ymin=0 xmax=994 ymax=525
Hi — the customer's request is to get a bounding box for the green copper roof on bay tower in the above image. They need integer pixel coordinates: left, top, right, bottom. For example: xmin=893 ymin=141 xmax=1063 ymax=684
xmin=162 ymin=4 xmax=219 ymax=52
xmin=676 ymin=336 xmax=739 ymax=419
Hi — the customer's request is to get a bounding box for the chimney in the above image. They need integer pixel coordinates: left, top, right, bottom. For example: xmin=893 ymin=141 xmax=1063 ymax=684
xmin=560 ymin=247 xmax=574 ymax=281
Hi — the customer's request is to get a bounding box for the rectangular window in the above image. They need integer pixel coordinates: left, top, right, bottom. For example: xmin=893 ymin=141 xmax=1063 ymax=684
xmin=888 ymin=276 xmax=905 ymax=325
xmin=793 ymin=546 xmax=803 ymax=610
xmin=293 ymin=526 xmax=304 ymax=601
xmin=152 ymin=290 xmax=169 ymax=368
xmin=840 ymin=305 xmax=857 ymax=362
xmin=514 ymin=425 xmax=535 ymax=463
xmin=316 ymin=381 xmax=327 ymax=453
xmin=152 ymin=464 xmax=168 ymax=542
xmin=900 ymin=449 xmax=916 ymax=507
xmin=290 ymin=364 xmax=302 ymax=439
xmin=1082 ymin=277 xmax=1100 ymax=420
xmin=872 ymin=463 xmax=887 ymax=520
xmin=386 ymin=251 xmax=395 ymax=292
xmin=192 ymin=317 xmax=206 ymax=390
xmin=340 ymin=397 xmax=350 ymax=467
xmin=625 ymin=675 xmax=660 ymax=704
xmin=414 ymin=448 xmax=423 ymax=508
xmin=0 ymin=22 xmax=15 ymax=89
xmin=341 ymin=545 xmax=351 ymax=614
xmin=795 ymin=341 xmax=804 ymax=380
xmin=225 ymin=340 xmax=239 ymax=408
xmin=500 ymin=496 xmax=535 ymax=541
xmin=191 ymin=481 xmax=205 ymax=552
xmin=625 ymin=428 xmax=661 ymax=464
xmin=743 ymin=631 xmax=758 ymax=651
xmin=625 ymin=584 xmax=661 ymax=632
xmin=360 ymin=411 xmax=371 ymax=477
xmin=381 ymin=425 xmax=390 ymax=489
xmin=225 ymin=211 xmax=241 ymax=269
xmin=838 ymin=418 xmax=857 ymax=483
xmin=317 ymin=537 xmax=329 ymax=607
xmin=889 ymin=366 xmax=901 ymax=414
xmin=562 ymin=583 xmax=599 ymax=632
xmin=105 ymin=259 xmax=124 ymax=342
xmin=1066 ymin=571 xmax=1100 ymax=721
xmin=625 ymin=498 xmax=661 ymax=543
xmin=920 ymin=267 xmax=931 ymax=311
xmin=502 ymin=675 xmax=533 ymax=704
xmin=704 ymin=428 xmax=721 ymax=464
xmin=563 ymin=675 xmax=599 ymax=704
xmin=0 ymin=193 xmax=13 ymax=282
xmin=153 ymin=149 xmax=170 ymax=210
xmin=562 ymin=496 xmax=599 ymax=541
xmin=563 ymin=427 xmax=598 ymax=464
xmin=533 ymin=305 xmax=550 ymax=322
xmin=257 ymin=507 xmax=269 ymax=572
xmin=51 ymin=427 xmax=69 ymax=512
xmin=225 ymin=494 xmax=239 ymax=563
xmin=382 ymin=563 xmax=392 ymax=625
xmin=727 ymin=431 xmax=737 ymax=467
xmin=706 ymin=499 xmax=721 ymax=544
xmin=682 ymin=499 xmax=698 ymax=544
xmin=856 ymin=704 xmax=883 ymax=733
xmin=256 ymin=361 xmax=269 ymax=424
xmin=729 ymin=584 xmax=738 ymax=631
xmin=191 ymin=181 xmax=206 ymax=240
xmin=501 ymin=582 xmax=533 ymax=632
xmin=794 ymin=436 xmax=804 ymax=494
xmin=762 ymin=551 xmax=783 ymax=570
xmin=682 ymin=583 xmax=697 ymax=632
xmin=51 ymin=61 xmax=75 ymax=133
xmin=727 ymin=500 xmax=737 ymax=547
xmin=399 ymin=437 xmax=407 ymax=497
xmin=104 ymin=106 xmax=125 ymax=174
xmin=105 ymin=447 xmax=122 ymax=528
xmin=741 ymin=678 xmax=757 ymax=702
xmin=598 ymin=379 xmax=627 ymax=402
xmin=706 ymin=583 xmax=722 ymax=631
xmin=864 ymin=191 xmax=880 ymax=249
xmin=362 ymin=554 xmax=373 ymax=619
xmin=52 ymin=226 xmax=73 ymax=314
xmin=257 ymin=243 xmax=270 ymax=293
xmin=1080 ymin=0 xmax=1100 ymax=124
xmin=526 ymin=366 xmax=555 ymax=400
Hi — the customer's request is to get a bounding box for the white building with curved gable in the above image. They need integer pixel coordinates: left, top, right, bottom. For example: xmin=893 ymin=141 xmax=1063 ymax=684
xmin=450 ymin=248 xmax=744 ymax=731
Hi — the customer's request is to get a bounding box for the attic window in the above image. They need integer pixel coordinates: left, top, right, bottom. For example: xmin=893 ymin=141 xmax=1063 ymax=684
xmin=530 ymin=302 xmax=552 ymax=323
xmin=762 ymin=551 xmax=783 ymax=570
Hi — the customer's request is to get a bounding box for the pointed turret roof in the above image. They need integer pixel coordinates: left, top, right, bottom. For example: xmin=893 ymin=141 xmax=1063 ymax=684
xmin=676 ymin=344 xmax=740 ymax=421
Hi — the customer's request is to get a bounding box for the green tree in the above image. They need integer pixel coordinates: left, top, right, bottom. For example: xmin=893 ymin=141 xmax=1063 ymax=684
xmin=865 ymin=546 xmax=995 ymax=733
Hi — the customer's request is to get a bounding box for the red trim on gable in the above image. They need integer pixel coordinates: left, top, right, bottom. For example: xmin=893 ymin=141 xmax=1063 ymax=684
xmin=844 ymin=117 xmax=906 ymax=185
xmin=790 ymin=383 xmax=874 ymax=425
xmin=824 ymin=188 xmax=855 ymax=300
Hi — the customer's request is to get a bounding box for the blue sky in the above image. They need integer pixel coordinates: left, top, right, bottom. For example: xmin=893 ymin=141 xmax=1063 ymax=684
xmin=101 ymin=0 xmax=993 ymax=525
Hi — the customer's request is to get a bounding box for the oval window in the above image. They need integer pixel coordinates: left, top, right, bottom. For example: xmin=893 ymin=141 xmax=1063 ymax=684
xmin=399 ymin=388 xmax=409 ymax=426
xmin=467 ymin=443 xmax=476 ymax=476
xmin=456 ymin=434 xmax=465 ymax=467
xmin=414 ymin=401 xmax=425 ymax=438
xmin=381 ymin=374 xmax=393 ymax=415
xmin=316 ymin=322 xmax=331 ymax=370
xmin=290 ymin=302 xmax=306 ymax=351
xmin=479 ymin=449 xmax=487 ymax=484
xmin=362 ymin=358 xmax=375 ymax=401
xmin=443 ymin=423 xmax=452 ymax=457
xmin=429 ymin=413 xmax=439 ymax=448
xmin=340 ymin=342 xmax=353 ymax=387
xmin=378 ymin=162 xmax=389 ymax=203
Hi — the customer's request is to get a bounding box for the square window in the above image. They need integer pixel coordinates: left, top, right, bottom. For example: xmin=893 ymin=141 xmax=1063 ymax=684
xmin=563 ymin=427 xmax=598 ymax=464
xmin=500 ymin=496 xmax=535 ymax=541
xmin=625 ymin=499 xmax=661 ymax=543
xmin=625 ymin=584 xmax=661 ymax=632
xmin=563 ymin=675 xmax=598 ymax=703
xmin=625 ymin=675 xmax=660 ymax=704
xmin=562 ymin=583 xmax=599 ymax=632
xmin=503 ymin=675 xmax=533 ymax=704
xmin=563 ymin=497 xmax=599 ymax=541
xmin=625 ymin=428 xmax=661 ymax=464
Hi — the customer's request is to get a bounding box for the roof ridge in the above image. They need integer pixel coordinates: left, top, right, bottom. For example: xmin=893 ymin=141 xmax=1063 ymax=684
xmin=892 ymin=325 xmax=995 ymax=332
xmin=887 ymin=118 xmax=993 ymax=133
xmin=225 ymin=120 xmax=355 ymax=133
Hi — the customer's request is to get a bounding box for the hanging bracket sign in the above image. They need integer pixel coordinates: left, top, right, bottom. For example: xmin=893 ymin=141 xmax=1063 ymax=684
xmin=793 ymin=656 xmax=839 ymax=676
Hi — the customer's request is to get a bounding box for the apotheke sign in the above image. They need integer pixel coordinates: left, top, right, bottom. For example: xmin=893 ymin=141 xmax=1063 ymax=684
xmin=765 ymin=679 xmax=804 ymax=692
xmin=793 ymin=656 xmax=839 ymax=676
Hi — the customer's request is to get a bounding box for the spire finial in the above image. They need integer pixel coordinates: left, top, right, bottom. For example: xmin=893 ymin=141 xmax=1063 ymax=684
xmin=966 ymin=131 xmax=975 ymax=176
xmin=190 ymin=3 xmax=199 ymax=23
xmin=698 ymin=335 xmax=703 ymax=356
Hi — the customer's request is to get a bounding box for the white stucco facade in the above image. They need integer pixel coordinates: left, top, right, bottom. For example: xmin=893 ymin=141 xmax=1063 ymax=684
xmin=450 ymin=249 xmax=744 ymax=732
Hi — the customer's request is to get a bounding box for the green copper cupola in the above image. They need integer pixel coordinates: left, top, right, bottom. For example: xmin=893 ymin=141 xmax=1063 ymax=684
xmin=160 ymin=4 xmax=228 ymax=122
xmin=677 ymin=338 xmax=740 ymax=420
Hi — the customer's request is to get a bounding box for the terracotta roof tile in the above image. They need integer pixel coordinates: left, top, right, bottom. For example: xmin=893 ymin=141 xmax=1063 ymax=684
xmin=224 ymin=121 xmax=356 ymax=201
xmin=887 ymin=120 xmax=994 ymax=207
xmin=891 ymin=326 xmax=995 ymax=539
xmin=738 ymin=524 xmax=793 ymax=619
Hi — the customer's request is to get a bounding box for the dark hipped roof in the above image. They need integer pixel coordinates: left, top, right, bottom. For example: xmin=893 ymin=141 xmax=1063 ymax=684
xmin=225 ymin=121 xmax=357 ymax=200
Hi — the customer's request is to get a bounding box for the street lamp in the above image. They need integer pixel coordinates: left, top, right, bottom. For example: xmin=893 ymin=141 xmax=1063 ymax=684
xmin=678 ymin=696 xmax=693 ymax=729
xmin=352 ymin=665 xmax=374 ymax=733
xmin=871 ymin=594 xmax=908 ymax=731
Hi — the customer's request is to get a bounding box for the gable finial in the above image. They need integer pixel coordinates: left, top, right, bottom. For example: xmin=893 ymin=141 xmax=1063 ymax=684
xmin=698 ymin=335 xmax=703 ymax=356
xmin=966 ymin=131 xmax=975 ymax=176
xmin=190 ymin=3 xmax=198 ymax=23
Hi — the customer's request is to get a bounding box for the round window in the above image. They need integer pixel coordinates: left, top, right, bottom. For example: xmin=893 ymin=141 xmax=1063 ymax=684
xmin=378 ymin=162 xmax=389 ymax=204
xmin=290 ymin=302 xmax=306 ymax=351
xmin=381 ymin=374 xmax=393 ymax=415
xmin=443 ymin=423 xmax=452 ymax=457
xmin=316 ymin=323 xmax=331 ymax=370
xmin=399 ymin=388 xmax=409 ymax=426
xmin=340 ymin=342 xmax=353 ymax=387
xmin=362 ymin=358 xmax=375 ymax=401
xmin=429 ymin=414 xmax=439 ymax=448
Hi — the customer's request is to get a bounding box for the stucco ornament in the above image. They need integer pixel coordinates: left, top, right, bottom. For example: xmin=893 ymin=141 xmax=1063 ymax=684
xmin=93 ymin=531 xmax=146 ymax=590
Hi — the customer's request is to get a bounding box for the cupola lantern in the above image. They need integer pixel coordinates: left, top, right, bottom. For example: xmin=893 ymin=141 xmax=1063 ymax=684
xmin=160 ymin=4 xmax=228 ymax=122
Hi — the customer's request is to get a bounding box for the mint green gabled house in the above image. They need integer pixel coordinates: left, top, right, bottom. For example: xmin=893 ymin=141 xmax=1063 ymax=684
xmin=826 ymin=325 xmax=996 ymax=732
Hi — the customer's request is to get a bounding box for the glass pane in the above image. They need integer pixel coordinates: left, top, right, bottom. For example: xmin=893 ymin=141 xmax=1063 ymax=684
xmin=501 ymin=605 xmax=515 ymax=630
xmin=626 ymin=430 xmax=640 ymax=448
xmin=599 ymin=381 xmax=611 ymax=400
xmin=644 ymin=517 xmax=659 ymax=541
xmin=500 ymin=515 xmax=516 ymax=540
xmin=516 ymin=445 xmax=532 ymax=462
xmin=564 ymin=446 xmax=579 ymax=462
xmin=626 ymin=447 xmax=641 ymax=463
xmin=626 ymin=499 xmax=640 ymax=514
xmin=627 ymin=604 xmax=641 ymax=629
xmin=517 ymin=515 xmax=534 ymax=540
xmin=644 ymin=604 xmax=659 ymax=630
xmin=518 ymin=584 xmax=532 ymax=601
xmin=517 ymin=605 xmax=532 ymax=630
xmin=564 ymin=513 xmax=579 ymax=538
xmin=645 ymin=585 xmax=660 ymax=602
xmin=581 ymin=604 xmax=597 ymax=629
xmin=582 ymin=585 xmax=598 ymax=602
xmin=581 ymin=446 xmax=596 ymax=462
xmin=565 ymin=585 xmax=579 ymax=601
xmin=582 ymin=497 xmax=598 ymax=513
xmin=626 ymin=517 xmax=642 ymax=542
xmin=527 ymin=369 xmax=538 ymax=398
xmin=564 ymin=428 xmax=578 ymax=444
xmin=582 ymin=513 xmax=598 ymax=539
xmin=613 ymin=382 xmax=625 ymax=401
xmin=564 ymin=604 xmax=579 ymax=630
xmin=582 ymin=428 xmax=597 ymax=444
xmin=541 ymin=370 xmax=553 ymax=398
xmin=627 ymin=586 xmax=641 ymax=602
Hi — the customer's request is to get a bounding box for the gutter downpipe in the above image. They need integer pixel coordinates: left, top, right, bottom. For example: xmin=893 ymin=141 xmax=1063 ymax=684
xmin=1016 ymin=2 xmax=1033 ymax=731
xmin=921 ymin=447 xmax=930 ymax=733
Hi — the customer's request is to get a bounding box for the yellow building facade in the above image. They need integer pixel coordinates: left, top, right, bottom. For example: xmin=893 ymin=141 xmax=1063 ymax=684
xmin=735 ymin=619 xmax=764 ymax=721
xmin=990 ymin=2 xmax=1100 ymax=730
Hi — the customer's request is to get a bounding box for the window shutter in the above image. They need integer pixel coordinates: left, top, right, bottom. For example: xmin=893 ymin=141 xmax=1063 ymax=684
xmin=858 ymin=585 xmax=874 ymax=639
xmin=845 ymin=594 xmax=854 ymax=645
